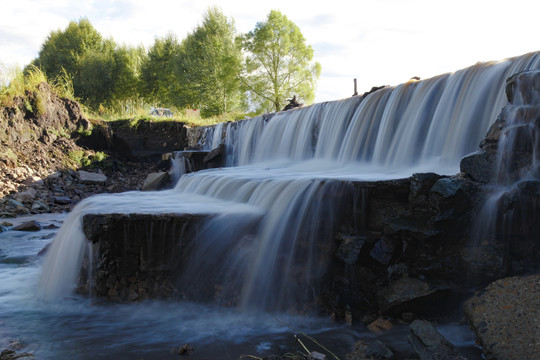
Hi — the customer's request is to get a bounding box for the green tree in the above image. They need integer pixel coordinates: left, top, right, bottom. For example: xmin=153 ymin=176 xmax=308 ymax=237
xmin=241 ymin=10 xmax=321 ymax=113
xmin=111 ymin=45 xmax=144 ymax=108
xmin=177 ymin=7 xmax=243 ymax=117
xmin=139 ymin=33 xmax=182 ymax=106
xmin=30 ymin=18 xmax=119 ymax=109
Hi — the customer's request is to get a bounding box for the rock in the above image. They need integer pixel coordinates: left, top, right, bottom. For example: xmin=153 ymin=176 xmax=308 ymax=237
xmin=141 ymin=172 xmax=169 ymax=191
xmin=5 ymin=199 xmax=28 ymax=214
xmin=31 ymin=200 xmax=50 ymax=211
xmin=365 ymin=340 xmax=393 ymax=359
xmin=336 ymin=236 xmax=365 ymax=265
xmin=430 ymin=177 xmax=463 ymax=199
xmin=370 ymin=237 xmax=396 ymax=265
xmin=0 ymin=224 xmax=7 ymax=233
xmin=23 ymin=175 xmax=43 ymax=187
xmin=53 ymin=196 xmax=72 ymax=205
xmin=203 ymin=143 xmax=225 ymax=164
xmin=377 ymin=277 xmax=442 ymax=315
xmin=460 ymin=150 xmax=495 ymax=183
xmin=408 ymin=320 xmax=462 ymax=360
xmin=367 ymin=317 xmax=393 ymax=334
xmin=13 ymin=220 xmax=41 ymax=231
xmin=308 ymin=351 xmax=326 ymax=360
xmin=464 ymin=274 xmax=540 ymax=360
xmin=14 ymin=188 xmax=37 ymax=202
xmin=78 ymin=170 xmax=107 ymax=184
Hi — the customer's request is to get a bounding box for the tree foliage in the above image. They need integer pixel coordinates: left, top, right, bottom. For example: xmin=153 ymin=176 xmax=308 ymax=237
xmin=139 ymin=33 xmax=182 ymax=107
xmin=25 ymin=10 xmax=321 ymax=117
xmin=241 ymin=10 xmax=321 ymax=113
xmin=177 ymin=7 xmax=243 ymax=117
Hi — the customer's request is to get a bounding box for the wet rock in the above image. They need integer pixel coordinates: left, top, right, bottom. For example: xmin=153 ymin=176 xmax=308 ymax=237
xmin=13 ymin=220 xmax=41 ymax=232
xmin=365 ymin=340 xmax=393 ymax=359
xmin=78 ymin=170 xmax=107 ymax=184
xmin=203 ymin=143 xmax=225 ymax=164
xmin=408 ymin=320 xmax=463 ymax=360
xmin=367 ymin=317 xmax=393 ymax=334
xmin=141 ymin=172 xmax=169 ymax=191
xmin=308 ymin=351 xmax=326 ymax=360
xmin=460 ymin=150 xmax=495 ymax=183
xmin=336 ymin=236 xmax=365 ymax=265
xmin=377 ymin=277 xmax=443 ymax=315
xmin=370 ymin=237 xmax=397 ymax=265
xmin=464 ymin=274 xmax=540 ymax=360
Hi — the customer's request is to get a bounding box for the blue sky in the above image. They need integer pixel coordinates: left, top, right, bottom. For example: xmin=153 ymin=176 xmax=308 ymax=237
xmin=1 ymin=0 xmax=539 ymax=103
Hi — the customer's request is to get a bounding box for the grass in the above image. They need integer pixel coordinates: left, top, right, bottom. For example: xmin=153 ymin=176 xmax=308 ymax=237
xmin=0 ymin=64 xmax=75 ymax=109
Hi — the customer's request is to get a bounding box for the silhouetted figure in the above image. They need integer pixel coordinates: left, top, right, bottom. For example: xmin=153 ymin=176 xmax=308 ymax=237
xmin=283 ymin=95 xmax=302 ymax=111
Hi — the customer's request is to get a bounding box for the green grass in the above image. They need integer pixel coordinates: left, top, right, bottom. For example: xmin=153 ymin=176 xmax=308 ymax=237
xmin=0 ymin=65 xmax=75 ymax=109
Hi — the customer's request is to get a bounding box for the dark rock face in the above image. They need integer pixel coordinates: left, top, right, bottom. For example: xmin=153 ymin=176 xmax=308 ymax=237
xmin=81 ymin=213 xmax=208 ymax=301
xmin=464 ymin=275 xmax=540 ymax=360
xmin=106 ymin=120 xmax=188 ymax=161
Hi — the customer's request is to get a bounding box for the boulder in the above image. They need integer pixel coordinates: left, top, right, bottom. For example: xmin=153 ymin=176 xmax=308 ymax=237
xmin=464 ymin=274 xmax=540 ymax=360
xmin=14 ymin=188 xmax=37 ymax=202
xmin=377 ymin=277 xmax=443 ymax=315
xmin=13 ymin=220 xmax=41 ymax=232
xmin=460 ymin=150 xmax=495 ymax=183
xmin=53 ymin=196 xmax=72 ymax=205
xmin=203 ymin=143 xmax=225 ymax=164
xmin=408 ymin=320 xmax=464 ymax=360
xmin=78 ymin=170 xmax=107 ymax=184
xmin=141 ymin=172 xmax=169 ymax=191
xmin=365 ymin=340 xmax=393 ymax=359
xmin=336 ymin=236 xmax=365 ymax=265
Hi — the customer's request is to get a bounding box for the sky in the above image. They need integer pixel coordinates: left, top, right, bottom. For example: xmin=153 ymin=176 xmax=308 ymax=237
xmin=1 ymin=0 xmax=539 ymax=103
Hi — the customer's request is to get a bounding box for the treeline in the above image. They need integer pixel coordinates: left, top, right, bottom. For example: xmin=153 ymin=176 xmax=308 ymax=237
xmin=27 ymin=7 xmax=321 ymax=117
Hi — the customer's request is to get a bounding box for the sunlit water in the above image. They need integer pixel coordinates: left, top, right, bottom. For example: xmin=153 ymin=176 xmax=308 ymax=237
xmin=0 ymin=214 xmax=480 ymax=359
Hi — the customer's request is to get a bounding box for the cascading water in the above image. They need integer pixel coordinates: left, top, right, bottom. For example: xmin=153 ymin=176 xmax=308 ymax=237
xmin=468 ymin=69 xmax=540 ymax=282
xmin=38 ymin=51 xmax=540 ymax=312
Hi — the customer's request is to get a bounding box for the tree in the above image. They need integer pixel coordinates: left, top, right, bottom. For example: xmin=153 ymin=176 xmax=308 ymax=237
xmin=241 ymin=10 xmax=321 ymax=113
xmin=30 ymin=18 xmax=121 ymax=109
xmin=176 ymin=7 xmax=243 ymax=117
xmin=139 ymin=33 xmax=182 ymax=107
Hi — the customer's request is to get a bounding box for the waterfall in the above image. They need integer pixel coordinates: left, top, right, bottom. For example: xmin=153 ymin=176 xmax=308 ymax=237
xmin=468 ymin=69 xmax=540 ymax=282
xmin=39 ymin=52 xmax=540 ymax=309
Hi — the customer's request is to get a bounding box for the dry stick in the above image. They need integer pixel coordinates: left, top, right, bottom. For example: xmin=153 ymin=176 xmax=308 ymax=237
xmin=273 ymin=316 xmax=341 ymax=360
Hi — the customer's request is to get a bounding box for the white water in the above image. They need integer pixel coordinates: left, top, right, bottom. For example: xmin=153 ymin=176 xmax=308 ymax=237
xmin=37 ymin=52 xmax=540 ymax=306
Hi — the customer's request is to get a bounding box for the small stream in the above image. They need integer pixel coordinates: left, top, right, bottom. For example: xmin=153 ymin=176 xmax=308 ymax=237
xmin=0 ymin=214 xmax=481 ymax=360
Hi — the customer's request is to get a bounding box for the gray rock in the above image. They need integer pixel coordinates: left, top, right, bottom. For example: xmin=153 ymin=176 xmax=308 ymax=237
xmin=370 ymin=237 xmax=396 ymax=265
xmin=5 ymin=199 xmax=28 ymax=214
xmin=336 ymin=236 xmax=365 ymax=265
xmin=13 ymin=220 xmax=41 ymax=232
xmin=408 ymin=320 xmax=461 ymax=360
xmin=377 ymin=277 xmax=439 ymax=314
xmin=464 ymin=275 xmax=540 ymax=360
xmin=31 ymin=200 xmax=50 ymax=211
xmin=14 ymin=188 xmax=37 ymax=202
xmin=53 ymin=196 xmax=72 ymax=205
xmin=365 ymin=340 xmax=393 ymax=359
xmin=142 ymin=172 xmax=169 ymax=191
xmin=430 ymin=177 xmax=463 ymax=198
xmin=460 ymin=150 xmax=495 ymax=183
xmin=78 ymin=170 xmax=107 ymax=184
xmin=203 ymin=143 xmax=225 ymax=164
